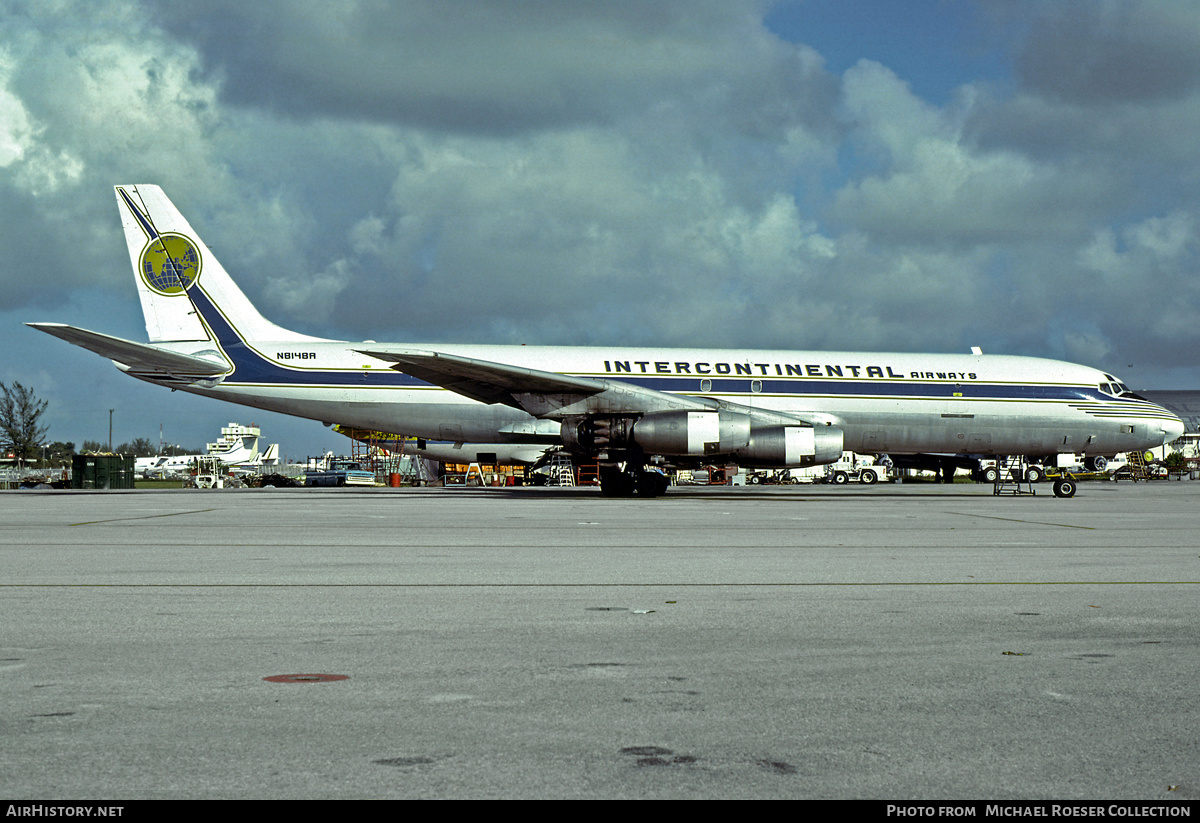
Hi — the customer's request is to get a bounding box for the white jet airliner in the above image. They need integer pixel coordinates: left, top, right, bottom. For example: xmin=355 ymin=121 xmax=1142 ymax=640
xmin=29 ymin=185 xmax=1184 ymax=497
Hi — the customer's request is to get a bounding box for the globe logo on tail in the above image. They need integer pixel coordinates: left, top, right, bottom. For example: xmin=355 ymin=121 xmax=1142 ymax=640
xmin=139 ymin=234 xmax=201 ymax=295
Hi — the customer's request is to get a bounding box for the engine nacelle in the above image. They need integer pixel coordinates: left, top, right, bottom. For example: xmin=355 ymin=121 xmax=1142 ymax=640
xmin=625 ymin=411 xmax=722 ymax=456
xmin=732 ymin=424 xmax=843 ymax=467
xmin=561 ymin=412 xmax=712 ymax=455
xmin=561 ymin=410 xmax=843 ymax=468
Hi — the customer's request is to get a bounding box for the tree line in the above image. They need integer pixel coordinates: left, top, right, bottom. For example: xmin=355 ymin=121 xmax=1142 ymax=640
xmin=1 ymin=381 xmax=197 ymax=466
xmin=0 ymin=382 xmax=48 ymax=465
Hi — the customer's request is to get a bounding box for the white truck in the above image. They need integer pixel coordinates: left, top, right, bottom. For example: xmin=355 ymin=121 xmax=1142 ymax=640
xmin=823 ymin=453 xmax=890 ymax=485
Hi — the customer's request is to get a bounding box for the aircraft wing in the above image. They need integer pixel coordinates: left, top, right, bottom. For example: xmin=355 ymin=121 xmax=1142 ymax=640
xmin=27 ymin=323 xmax=229 ymax=380
xmin=357 ymin=346 xmax=718 ymax=417
xmin=357 ymin=348 xmax=605 ymax=405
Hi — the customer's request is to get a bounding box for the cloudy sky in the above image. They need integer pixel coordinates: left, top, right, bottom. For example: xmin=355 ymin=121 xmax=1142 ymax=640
xmin=3 ymin=0 xmax=1199 ymax=457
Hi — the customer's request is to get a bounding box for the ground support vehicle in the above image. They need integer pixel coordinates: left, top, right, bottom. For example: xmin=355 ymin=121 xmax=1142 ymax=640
xmin=972 ymin=458 xmax=1047 ymax=484
xmin=745 ymin=469 xmax=800 ymax=485
xmin=1109 ymin=451 xmax=1167 ymax=482
xmin=992 ymin=455 xmax=1079 ymax=497
xmin=823 ymin=455 xmax=889 ymax=485
xmin=675 ymin=466 xmax=728 ymax=485
xmin=304 ymin=459 xmax=376 ymax=487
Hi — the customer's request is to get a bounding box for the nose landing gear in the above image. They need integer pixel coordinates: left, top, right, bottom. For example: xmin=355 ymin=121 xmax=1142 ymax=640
xmin=1052 ymin=476 xmax=1077 ymax=498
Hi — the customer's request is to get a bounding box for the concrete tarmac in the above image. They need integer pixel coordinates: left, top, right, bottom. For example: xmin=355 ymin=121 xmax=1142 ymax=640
xmin=2 ymin=481 xmax=1198 ymax=800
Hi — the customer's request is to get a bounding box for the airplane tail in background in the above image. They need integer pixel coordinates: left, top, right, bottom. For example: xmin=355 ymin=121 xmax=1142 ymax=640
xmin=256 ymin=443 xmax=281 ymax=466
xmin=114 ymin=185 xmax=318 ymax=344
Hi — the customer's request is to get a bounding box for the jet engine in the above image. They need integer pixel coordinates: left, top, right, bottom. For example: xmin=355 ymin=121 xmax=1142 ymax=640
xmin=561 ymin=410 xmax=843 ymax=467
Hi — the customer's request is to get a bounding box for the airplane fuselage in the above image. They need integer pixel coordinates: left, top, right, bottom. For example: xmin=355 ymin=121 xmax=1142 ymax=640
xmin=153 ymin=334 xmax=1179 ymax=461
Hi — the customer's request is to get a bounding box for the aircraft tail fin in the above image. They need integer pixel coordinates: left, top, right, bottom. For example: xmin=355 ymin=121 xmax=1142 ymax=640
xmin=115 ymin=185 xmax=318 ymax=344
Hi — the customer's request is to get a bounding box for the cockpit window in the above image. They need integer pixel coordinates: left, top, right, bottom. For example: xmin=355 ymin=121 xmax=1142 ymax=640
xmin=1099 ymin=380 xmax=1133 ymax=397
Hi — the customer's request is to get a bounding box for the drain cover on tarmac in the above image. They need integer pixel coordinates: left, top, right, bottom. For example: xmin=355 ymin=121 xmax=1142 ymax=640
xmin=263 ymin=673 xmax=349 ymax=683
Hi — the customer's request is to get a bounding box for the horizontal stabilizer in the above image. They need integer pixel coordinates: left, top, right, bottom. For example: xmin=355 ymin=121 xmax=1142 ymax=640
xmin=27 ymin=323 xmax=229 ymax=380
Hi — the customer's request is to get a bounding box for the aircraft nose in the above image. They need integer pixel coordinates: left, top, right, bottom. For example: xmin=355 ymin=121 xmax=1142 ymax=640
xmin=1162 ymin=414 xmax=1186 ymax=444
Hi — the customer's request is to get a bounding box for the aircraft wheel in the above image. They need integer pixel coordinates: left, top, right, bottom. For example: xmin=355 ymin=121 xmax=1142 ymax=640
xmin=599 ymin=466 xmax=635 ymax=497
xmin=1085 ymin=456 xmax=1108 ymax=472
xmin=636 ymin=471 xmax=669 ymax=498
xmin=1052 ymin=477 xmax=1077 ymax=498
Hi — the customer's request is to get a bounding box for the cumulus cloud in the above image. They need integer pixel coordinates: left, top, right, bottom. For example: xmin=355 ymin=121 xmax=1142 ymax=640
xmin=1011 ymin=0 xmax=1200 ymax=105
xmin=833 ymin=60 xmax=1120 ymax=248
xmin=0 ymin=53 xmax=35 ymax=167
xmin=147 ymin=0 xmax=786 ymax=134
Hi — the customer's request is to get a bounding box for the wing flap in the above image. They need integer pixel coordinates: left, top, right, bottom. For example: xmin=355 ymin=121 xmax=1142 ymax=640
xmin=357 ymin=347 xmax=607 ymax=406
xmin=27 ymin=323 xmax=229 ymax=379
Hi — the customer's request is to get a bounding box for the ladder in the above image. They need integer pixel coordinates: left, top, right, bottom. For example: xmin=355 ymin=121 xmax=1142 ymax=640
xmin=993 ymin=456 xmax=1035 ymax=496
xmin=575 ymin=460 xmax=600 ymax=486
xmin=1122 ymin=450 xmax=1154 ymax=482
xmin=464 ymin=462 xmax=486 ymax=485
xmin=548 ymin=453 xmax=576 ymax=486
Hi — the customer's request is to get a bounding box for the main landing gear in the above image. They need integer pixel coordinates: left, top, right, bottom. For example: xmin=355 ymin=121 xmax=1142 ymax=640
xmin=599 ymin=463 xmax=670 ymax=498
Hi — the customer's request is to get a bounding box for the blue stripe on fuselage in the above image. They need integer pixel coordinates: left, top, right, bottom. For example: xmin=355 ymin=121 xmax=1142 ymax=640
xmin=658 ymin=377 xmax=1100 ymax=402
